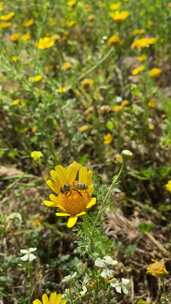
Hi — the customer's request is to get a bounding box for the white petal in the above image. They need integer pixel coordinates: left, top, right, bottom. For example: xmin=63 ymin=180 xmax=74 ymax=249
xmin=121 ymin=278 xmax=130 ymax=285
xmin=95 ymin=258 xmax=106 ymax=268
xmin=104 ymin=256 xmax=118 ymax=266
xmin=28 ymin=253 xmax=37 ymax=261
xmin=100 ymin=269 xmax=114 ymax=279
xmin=20 ymin=249 xmax=28 ymax=254
xmin=29 ymin=247 xmax=37 ymax=252
xmin=20 ymin=254 xmax=28 ymax=261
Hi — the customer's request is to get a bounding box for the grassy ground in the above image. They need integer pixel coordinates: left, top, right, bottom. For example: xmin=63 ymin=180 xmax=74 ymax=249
xmin=0 ymin=0 xmax=171 ymax=303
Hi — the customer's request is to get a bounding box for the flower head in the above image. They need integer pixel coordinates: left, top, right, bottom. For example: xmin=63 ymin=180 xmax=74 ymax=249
xmin=81 ymin=78 xmax=94 ymax=90
xmin=110 ymin=11 xmax=129 ymax=22
xmin=33 ymin=292 xmax=67 ymax=304
xmin=37 ymin=36 xmax=55 ymax=49
xmin=9 ymin=32 xmax=20 ymax=42
xmin=0 ymin=12 xmax=15 ymax=21
xmin=165 ymin=180 xmax=171 ymax=192
xmin=44 ymin=162 xmax=96 ymax=228
xmin=20 ymin=248 xmax=37 ymax=262
xmin=0 ymin=21 xmax=11 ymax=29
xmin=29 ymin=75 xmax=43 ymax=83
xmin=23 ymin=18 xmax=34 ymax=27
xmin=110 ymin=3 xmax=121 ymax=11
xmin=103 ymin=133 xmax=113 ymax=144
xmin=131 ymin=37 xmax=157 ymax=49
xmin=147 ymin=260 xmax=168 ymax=277
xmin=31 ymin=151 xmax=43 ymax=161
xmin=148 ymin=67 xmax=161 ymax=78
xmin=62 ymin=62 xmax=72 ymax=71
xmin=131 ymin=65 xmax=145 ymax=76
xmin=67 ymin=0 xmax=77 ymax=8
xmin=107 ymin=34 xmax=121 ymax=46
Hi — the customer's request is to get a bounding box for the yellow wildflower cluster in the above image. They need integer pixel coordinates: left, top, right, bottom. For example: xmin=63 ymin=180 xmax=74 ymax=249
xmin=131 ymin=37 xmax=157 ymax=49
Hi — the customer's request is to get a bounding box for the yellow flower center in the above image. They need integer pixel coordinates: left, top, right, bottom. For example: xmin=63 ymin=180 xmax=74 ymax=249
xmin=61 ymin=189 xmax=90 ymax=215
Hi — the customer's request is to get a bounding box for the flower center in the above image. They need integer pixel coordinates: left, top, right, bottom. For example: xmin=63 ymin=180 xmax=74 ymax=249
xmin=61 ymin=189 xmax=90 ymax=215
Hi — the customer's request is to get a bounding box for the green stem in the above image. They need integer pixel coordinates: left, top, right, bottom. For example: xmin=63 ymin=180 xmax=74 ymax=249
xmin=79 ymin=48 xmax=114 ymax=80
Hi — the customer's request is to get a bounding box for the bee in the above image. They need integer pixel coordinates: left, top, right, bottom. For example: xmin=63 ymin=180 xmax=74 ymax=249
xmin=74 ymin=183 xmax=88 ymax=190
xmin=60 ymin=184 xmax=71 ymax=193
xmin=60 ymin=183 xmax=88 ymax=195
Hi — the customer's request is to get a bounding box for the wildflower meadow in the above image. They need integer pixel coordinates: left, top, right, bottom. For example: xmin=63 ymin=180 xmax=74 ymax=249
xmin=0 ymin=0 xmax=171 ymax=303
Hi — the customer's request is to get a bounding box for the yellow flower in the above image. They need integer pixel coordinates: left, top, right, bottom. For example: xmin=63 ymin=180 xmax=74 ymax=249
xmin=0 ymin=12 xmax=15 ymax=21
xmin=103 ymin=133 xmax=113 ymax=144
xmin=31 ymin=151 xmax=43 ymax=161
xmin=110 ymin=11 xmax=129 ymax=22
xmin=33 ymin=292 xmax=67 ymax=304
xmin=67 ymin=0 xmax=77 ymax=8
xmin=165 ymin=180 xmax=171 ymax=192
xmin=78 ymin=124 xmax=91 ymax=132
xmin=131 ymin=37 xmax=157 ymax=49
xmin=62 ymin=62 xmax=72 ymax=71
xmin=111 ymin=104 xmax=123 ymax=112
xmin=44 ymin=161 xmax=96 ymax=228
xmin=107 ymin=34 xmax=121 ymax=46
xmin=21 ymin=32 xmax=31 ymax=42
xmin=23 ymin=18 xmax=34 ymax=27
xmin=148 ymin=68 xmax=161 ymax=78
xmin=67 ymin=20 xmax=77 ymax=28
xmin=37 ymin=36 xmax=55 ymax=49
xmin=0 ymin=21 xmax=11 ymax=29
xmin=136 ymin=54 xmax=147 ymax=62
xmin=121 ymin=100 xmax=129 ymax=107
xmin=148 ymin=98 xmax=157 ymax=108
xmin=132 ymin=28 xmax=145 ymax=35
xmin=29 ymin=75 xmax=43 ymax=83
xmin=131 ymin=65 xmax=145 ymax=76
xmin=11 ymin=56 xmax=19 ymax=62
xmin=81 ymin=78 xmax=94 ymax=90
xmin=56 ymin=86 xmax=69 ymax=94
xmin=147 ymin=260 xmax=168 ymax=277
xmin=88 ymin=15 xmax=95 ymax=22
xmin=114 ymin=153 xmax=123 ymax=163
xmin=110 ymin=3 xmax=121 ymax=11
xmin=11 ymin=99 xmax=24 ymax=107
xmin=9 ymin=32 xmax=20 ymax=42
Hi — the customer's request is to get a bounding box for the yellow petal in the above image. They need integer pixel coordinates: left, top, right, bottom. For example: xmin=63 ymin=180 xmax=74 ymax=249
xmin=49 ymin=194 xmax=65 ymax=209
xmin=46 ymin=179 xmax=59 ymax=193
xmin=42 ymin=294 xmax=49 ymax=304
xmin=88 ymin=184 xmax=94 ymax=194
xmin=86 ymin=197 xmax=96 ymax=209
xmin=50 ymin=170 xmax=61 ymax=191
xmin=32 ymin=300 xmax=42 ymax=304
xmin=49 ymin=292 xmax=61 ymax=304
xmin=79 ymin=167 xmax=88 ymax=184
xmin=67 ymin=216 xmax=78 ymax=228
xmin=66 ymin=161 xmax=80 ymax=184
xmin=43 ymin=200 xmax=57 ymax=207
xmin=54 ymin=165 xmax=67 ymax=187
xmin=77 ymin=211 xmax=86 ymax=216
xmin=61 ymin=300 xmax=67 ymax=304
xmin=56 ymin=212 xmax=70 ymax=216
